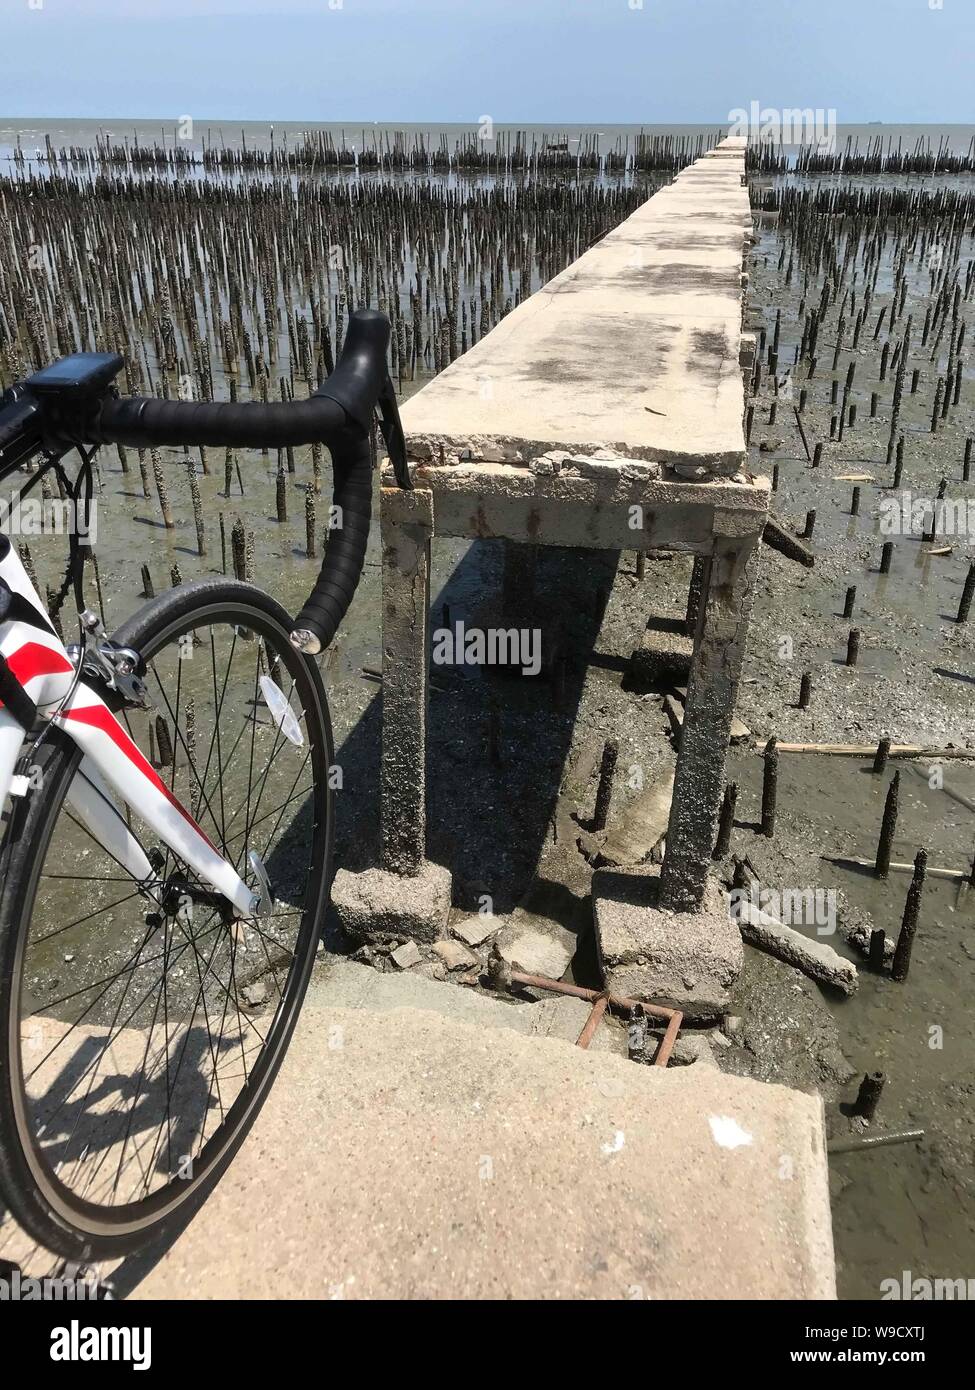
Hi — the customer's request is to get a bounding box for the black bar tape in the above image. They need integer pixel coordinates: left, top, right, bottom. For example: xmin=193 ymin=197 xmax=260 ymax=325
xmin=90 ymin=307 xmax=393 ymax=654
xmin=95 ymin=394 xmax=350 ymax=451
xmin=291 ymin=428 xmax=373 ymax=651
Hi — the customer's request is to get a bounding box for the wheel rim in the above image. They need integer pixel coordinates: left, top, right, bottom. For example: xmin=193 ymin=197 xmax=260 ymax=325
xmin=9 ymin=598 xmax=330 ymax=1238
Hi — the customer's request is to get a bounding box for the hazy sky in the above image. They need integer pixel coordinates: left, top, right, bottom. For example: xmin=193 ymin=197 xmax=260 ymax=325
xmin=0 ymin=0 xmax=972 ymax=124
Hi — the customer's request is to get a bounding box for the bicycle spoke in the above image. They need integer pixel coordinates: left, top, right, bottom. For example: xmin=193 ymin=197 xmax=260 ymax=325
xmin=9 ymin=603 xmax=326 ymax=1233
xmin=149 ymin=664 xmax=227 ymax=848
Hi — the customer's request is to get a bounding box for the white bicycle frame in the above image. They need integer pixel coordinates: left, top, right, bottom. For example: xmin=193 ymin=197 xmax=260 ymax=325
xmin=0 ymin=540 xmax=259 ymax=918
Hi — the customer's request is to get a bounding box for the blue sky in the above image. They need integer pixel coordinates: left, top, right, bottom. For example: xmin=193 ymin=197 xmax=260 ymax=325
xmin=0 ymin=0 xmax=972 ymax=124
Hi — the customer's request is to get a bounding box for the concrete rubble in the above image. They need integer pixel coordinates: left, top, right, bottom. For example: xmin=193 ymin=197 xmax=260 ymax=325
xmin=496 ymin=918 xmax=574 ymax=980
xmin=736 ymin=901 xmax=859 ymax=996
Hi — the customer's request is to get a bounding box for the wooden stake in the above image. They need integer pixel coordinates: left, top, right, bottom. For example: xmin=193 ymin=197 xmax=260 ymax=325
xmin=761 ymin=737 xmax=778 ymax=837
xmin=875 ymin=772 xmax=900 ymax=879
xmin=891 ymin=849 xmax=927 ymax=982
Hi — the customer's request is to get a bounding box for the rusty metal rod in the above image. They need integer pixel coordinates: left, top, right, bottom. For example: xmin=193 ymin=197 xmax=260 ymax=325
xmin=508 ymin=970 xmax=672 ymax=1020
xmin=575 ymin=992 xmax=610 ymax=1049
xmin=653 ymin=1009 xmax=683 ymax=1068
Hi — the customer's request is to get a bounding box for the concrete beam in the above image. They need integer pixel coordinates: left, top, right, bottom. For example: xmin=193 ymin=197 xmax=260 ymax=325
xmin=391 ymin=461 xmax=769 ymax=553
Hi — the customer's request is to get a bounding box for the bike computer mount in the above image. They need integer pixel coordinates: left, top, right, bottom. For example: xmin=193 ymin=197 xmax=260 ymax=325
xmin=25 ymin=353 xmax=124 ymax=399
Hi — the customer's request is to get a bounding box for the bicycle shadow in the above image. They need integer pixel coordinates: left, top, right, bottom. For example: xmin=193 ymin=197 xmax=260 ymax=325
xmin=0 ymin=1024 xmax=233 ymax=1292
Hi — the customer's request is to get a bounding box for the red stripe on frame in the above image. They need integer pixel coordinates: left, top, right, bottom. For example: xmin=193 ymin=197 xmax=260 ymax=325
xmin=58 ymin=702 xmax=219 ymax=853
xmin=4 ymin=641 xmax=73 ymax=687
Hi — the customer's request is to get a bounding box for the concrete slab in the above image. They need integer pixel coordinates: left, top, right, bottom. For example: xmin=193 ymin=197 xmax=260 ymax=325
xmin=593 ymin=866 xmax=743 ymax=1020
xmin=399 ymin=144 xmax=751 ymax=477
xmin=133 ymin=990 xmax=835 ymax=1299
xmin=599 ymin=771 xmax=675 ymax=869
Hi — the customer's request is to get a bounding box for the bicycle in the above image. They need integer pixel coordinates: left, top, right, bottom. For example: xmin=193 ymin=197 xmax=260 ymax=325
xmin=0 ymin=308 xmax=409 ymax=1262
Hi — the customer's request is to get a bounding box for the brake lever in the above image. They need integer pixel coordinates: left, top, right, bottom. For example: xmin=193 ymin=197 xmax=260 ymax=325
xmin=376 ymin=374 xmax=412 ymax=491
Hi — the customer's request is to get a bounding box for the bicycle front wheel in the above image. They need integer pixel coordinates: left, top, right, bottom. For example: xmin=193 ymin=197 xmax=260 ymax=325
xmin=0 ymin=579 xmax=334 ymax=1261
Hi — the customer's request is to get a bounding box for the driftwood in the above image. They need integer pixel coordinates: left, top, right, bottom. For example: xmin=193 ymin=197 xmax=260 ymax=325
xmin=767 ymin=741 xmax=974 ymax=760
xmin=826 ymin=856 xmax=969 ymax=883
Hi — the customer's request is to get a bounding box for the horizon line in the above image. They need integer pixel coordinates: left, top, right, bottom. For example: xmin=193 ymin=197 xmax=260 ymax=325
xmin=4 ymin=115 xmax=970 ymax=128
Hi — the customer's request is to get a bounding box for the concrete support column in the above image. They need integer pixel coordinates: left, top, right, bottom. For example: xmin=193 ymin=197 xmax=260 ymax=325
xmin=331 ymin=484 xmax=451 ymax=945
xmin=501 ymin=539 xmax=537 ymax=626
xmin=379 ymin=485 xmax=433 ymax=876
xmin=684 ymin=555 xmax=708 ymax=635
xmin=659 ymin=536 xmax=760 ymax=913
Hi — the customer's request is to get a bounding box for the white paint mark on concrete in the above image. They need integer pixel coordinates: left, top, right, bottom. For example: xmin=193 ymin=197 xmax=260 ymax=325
xmin=708 ymin=1114 xmax=753 ymax=1149
xmin=602 ymin=1130 xmax=626 ymax=1155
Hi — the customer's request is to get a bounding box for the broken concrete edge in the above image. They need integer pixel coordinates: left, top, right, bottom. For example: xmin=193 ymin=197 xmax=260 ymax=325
xmin=401 ymin=433 xmax=748 ymax=478
xmin=309 ymin=955 xmax=629 ymax=1056
xmin=382 ymin=459 xmax=771 ymax=519
xmin=379 ymin=479 xmax=434 ymax=532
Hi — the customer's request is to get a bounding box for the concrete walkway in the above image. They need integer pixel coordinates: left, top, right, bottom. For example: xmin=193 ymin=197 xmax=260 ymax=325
xmin=400 ymin=137 xmax=751 ymax=476
xmin=134 ymin=960 xmax=835 ymax=1300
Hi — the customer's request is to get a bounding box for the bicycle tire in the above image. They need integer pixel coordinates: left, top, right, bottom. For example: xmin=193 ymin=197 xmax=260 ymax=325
xmin=0 ymin=579 xmax=334 ymax=1261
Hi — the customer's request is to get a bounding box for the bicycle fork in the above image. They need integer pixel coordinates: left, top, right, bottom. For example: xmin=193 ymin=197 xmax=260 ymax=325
xmin=0 ymin=541 xmax=260 ymax=920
